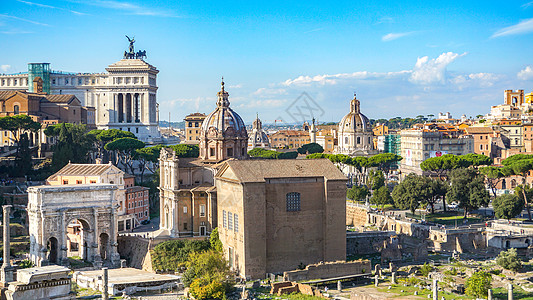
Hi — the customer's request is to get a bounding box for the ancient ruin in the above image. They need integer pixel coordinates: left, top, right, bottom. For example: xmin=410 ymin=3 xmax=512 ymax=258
xmin=27 ymin=185 xmax=120 ymax=267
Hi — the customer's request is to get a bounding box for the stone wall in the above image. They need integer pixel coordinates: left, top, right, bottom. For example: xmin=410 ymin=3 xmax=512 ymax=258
xmin=283 ymin=260 xmax=371 ymax=282
xmin=117 ymin=235 xmax=152 ymax=271
xmin=429 ymin=227 xmax=486 ymax=253
xmin=346 ymin=231 xmax=395 ymax=256
xmin=346 ymin=203 xmax=368 ymax=226
xmin=271 ymin=282 xmax=324 ymax=298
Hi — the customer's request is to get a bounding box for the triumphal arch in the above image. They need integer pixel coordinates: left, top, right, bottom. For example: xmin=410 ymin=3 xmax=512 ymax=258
xmin=27 ymin=184 xmax=120 ymax=268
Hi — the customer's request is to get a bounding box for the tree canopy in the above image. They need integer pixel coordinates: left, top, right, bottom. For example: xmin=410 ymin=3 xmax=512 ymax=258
xmin=370 ymin=186 xmax=392 ymax=209
xmin=446 ymin=168 xmax=490 ymax=218
xmin=392 ymin=174 xmax=428 ymax=214
xmin=465 ymin=271 xmax=492 ymax=298
xmin=105 ymin=137 xmax=146 ymax=174
xmin=347 ymin=185 xmax=370 ymax=202
xmin=297 ymin=142 xmax=324 ymax=155
xmin=248 ymin=148 xmax=298 ymax=159
xmin=479 ymin=166 xmax=512 ymax=198
xmin=49 ymin=123 xmax=95 ymax=171
xmin=493 ymin=194 xmax=524 ymax=220
xmin=501 ymin=154 xmax=533 ymax=220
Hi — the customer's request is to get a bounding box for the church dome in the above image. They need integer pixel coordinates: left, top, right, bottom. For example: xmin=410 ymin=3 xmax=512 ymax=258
xmin=201 ymin=80 xmax=247 ymax=138
xmin=199 ymin=79 xmax=249 ymax=161
xmin=339 ymin=93 xmax=371 ymax=133
xmin=248 ymin=115 xmax=270 ymax=149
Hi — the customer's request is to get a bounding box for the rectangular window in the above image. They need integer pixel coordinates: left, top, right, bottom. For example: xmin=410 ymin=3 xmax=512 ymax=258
xmin=183 ymin=206 xmax=187 ymax=214
xmin=63 ymin=180 xmax=68 ymax=184
xmin=76 ymin=180 xmax=82 ymax=184
xmin=234 ymin=214 xmax=239 ymax=233
xmin=228 ymin=212 xmax=233 ymax=231
xmin=200 ymin=205 xmax=206 ymax=217
xmin=184 ymin=223 xmax=188 ymax=230
xmin=286 ymin=192 xmax=301 ymax=212
xmin=227 ymin=148 xmax=233 ymax=157
xmin=90 ymin=180 xmax=96 ymax=183
xmin=223 ymin=210 xmax=227 ymax=228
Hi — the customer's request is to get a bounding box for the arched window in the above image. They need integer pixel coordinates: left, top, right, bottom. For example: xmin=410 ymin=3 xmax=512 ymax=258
xmin=13 ymin=105 xmax=19 ymax=115
xmin=286 ymin=192 xmax=301 ymax=212
xmin=345 ymin=137 xmax=348 ymax=144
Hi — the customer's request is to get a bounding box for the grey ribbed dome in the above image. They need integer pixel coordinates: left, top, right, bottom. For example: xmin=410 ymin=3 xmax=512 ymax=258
xmin=201 ymin=80 xmax=247 ymax=138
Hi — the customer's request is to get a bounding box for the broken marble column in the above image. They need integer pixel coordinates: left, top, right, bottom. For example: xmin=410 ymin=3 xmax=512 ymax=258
xmin=1 ymin=205 xmax=13 ymax=284
xmin=374 ymin=264 xmax=380 ymax=275
xmin=337 ymin=280 xmax=342 ymax=291
xmin=391 ymin=272 xmax=397 ymax=284
xmin=488 ymin=288 xmax=492 ymax=300
xmin=432 ymin=279 xmax=438 ymax=300
xmin=374 ymin=275 xmax=379 ymax=287
xmin=103 ymin=267 xmax=109 ymax=300
xmin=508 ymin=283 xmax=513 ymax=300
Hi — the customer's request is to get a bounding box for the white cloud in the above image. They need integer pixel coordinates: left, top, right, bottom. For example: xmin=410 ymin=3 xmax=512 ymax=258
xmin=282 ymin=71 xmax=409 ymax=86
xmin=228 ymin=84 xmax=242 ymax=89
xmin=518 ymin=66 xmax=533 ymax=80
xmin=522 ymin=1 xmax=533 ymax=9
xmin=0 ymin=14 xmax=50 ymax=26
xmin=0 ymin=65 xmax=11 ymax=72
xmin=382 ymin=32 xmax=415 ymax=42
xmin=70 ymin=0 xmax=179 ymax=17
xmin=16 ymin=0 xmax=87 ymax=15
xmin=409 ymin=52 xmax=466 ymax=85
xmin=492 ymin=18 xmax=533 ymax=38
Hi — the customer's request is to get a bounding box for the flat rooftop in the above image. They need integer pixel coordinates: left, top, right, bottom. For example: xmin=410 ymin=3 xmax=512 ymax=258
xmin=76 ymin=268 xmax=179 ymax=285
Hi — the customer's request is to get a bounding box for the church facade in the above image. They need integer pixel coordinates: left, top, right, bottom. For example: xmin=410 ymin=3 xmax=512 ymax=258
xmin=158 ymin=81 xmax=247 ymax=237
xmin=0 ymin=39 xmax=160 ymax=143
xmin=336 ymin=93 xmax=377 ymax=156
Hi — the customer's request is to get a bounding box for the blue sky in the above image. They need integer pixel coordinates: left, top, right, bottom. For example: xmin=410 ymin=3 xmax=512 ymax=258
xmin=2 ymin=0 xmax=533 ymax=124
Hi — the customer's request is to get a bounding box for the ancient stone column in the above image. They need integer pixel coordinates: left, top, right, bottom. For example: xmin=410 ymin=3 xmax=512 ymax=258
xmin=60 ymin=210 xmax=68 ymax=265
xmin=374 ymin=264 xmax=380 ymax=275
xmin=103 ymin=267 xmax=109 ymax=300
xmin=508 ymin=283 xmax=513 ymax=300
xmin=1 ymin=205 xmax=13 ymax=284
xmin=488 ymin=288 xmax=492 ymax=300
xmin=374 ymin=275 xmax=379 ymax=287
xmin=391 ymin=272 xmax=397 ymax=285
xmin=432 ymin=279 xmax=438 ymax=300
xmin=337 ymin=281 xmax=342 ymax=291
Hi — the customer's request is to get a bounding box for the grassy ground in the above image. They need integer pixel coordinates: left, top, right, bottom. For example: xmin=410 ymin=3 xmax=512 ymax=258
xmin=406 ymin=211 xmax=486 ymax=226
xmin=253 ymin=286 xmax=323 ymax=300
xmin=492 ymin=287 xmax=533 ymax=300
xmin=67 ymin=256 xmax=93 ymax=269
xmin=376 ymin=284 xmax=470 ymax=299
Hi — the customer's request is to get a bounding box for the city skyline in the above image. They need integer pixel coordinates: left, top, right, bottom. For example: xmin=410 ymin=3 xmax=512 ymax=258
xmin=2 ymin=0 xmax=533 ymax=123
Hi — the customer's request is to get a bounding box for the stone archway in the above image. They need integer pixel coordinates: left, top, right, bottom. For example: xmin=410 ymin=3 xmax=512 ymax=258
xmin=99 ymin=233 xmax=109 ymax=261
xmin=28 ymin=185 xmax=121 ymax=268
xmin=66 ymin=218 xmax=91 ymax=261
xmin=47 ymin=237 xmax=58 ymax=264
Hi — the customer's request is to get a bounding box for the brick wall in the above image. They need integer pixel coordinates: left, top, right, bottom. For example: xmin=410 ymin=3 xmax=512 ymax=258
xmin=283 ymin=260 xmax=371 ymax=282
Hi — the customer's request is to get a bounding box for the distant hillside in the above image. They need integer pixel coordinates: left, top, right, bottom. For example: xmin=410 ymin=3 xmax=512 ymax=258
xmin=159 ymin=121 xmax=185 ymax=129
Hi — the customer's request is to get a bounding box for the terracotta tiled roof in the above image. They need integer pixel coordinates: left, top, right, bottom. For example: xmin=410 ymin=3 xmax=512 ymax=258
xmin=219 ymin=159 xmax=347 ymax=183
xmin=465 ymin=127 xmax=494 ymax=134
xmin=0 ymin=91 xmax=16 ymax=100
xmin=272 ymin=130 xmax=310 ymax=137
xmin=42 ymin=94 xmax=78 ymax=104
xmin=51 ymin=163 xmax=123 ymax=176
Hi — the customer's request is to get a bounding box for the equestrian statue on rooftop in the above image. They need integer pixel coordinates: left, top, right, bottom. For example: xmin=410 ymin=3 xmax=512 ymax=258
xmin=123 ymin=35 xmax=147 ymax=60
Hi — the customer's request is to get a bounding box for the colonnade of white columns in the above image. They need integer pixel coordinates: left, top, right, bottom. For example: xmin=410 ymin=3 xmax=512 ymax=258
xmin=114 ymin=92 xmax=143 ymax=123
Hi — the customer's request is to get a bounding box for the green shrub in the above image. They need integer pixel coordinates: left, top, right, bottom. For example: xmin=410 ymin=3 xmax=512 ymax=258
xmin=151 ymin=239 xmax=211 ymax=271
xmin=496 ymin=248 xmax=522 ymax=271
xmin=420 ymin=262 xmax=432 ymax=277
xmin=465 ymin=271 xmax=491 ymax=298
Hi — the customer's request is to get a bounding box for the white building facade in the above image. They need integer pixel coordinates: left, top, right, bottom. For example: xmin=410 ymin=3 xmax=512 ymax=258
xmin=0 ymin=51 xmax=161 ymax=143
